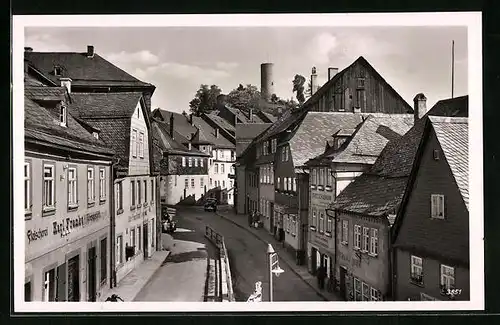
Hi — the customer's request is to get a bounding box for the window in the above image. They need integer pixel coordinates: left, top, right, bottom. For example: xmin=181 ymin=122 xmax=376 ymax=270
xmin=25 ymin=282 xmax=31 ymax=302
xmin=115 ymin=182 xmax=123 ymax=211
xmin=311 ymin=209 xmax=317 ymax=230
xmin=371 ymin=288 xmax=381 ymax=301
xmin=188 ymin=157 xmax=192 ymax=167
xmin=410 ymin=255 xmax=424 ymax=285
xmin=100 ymin=238 xmax=107 ymax=283
xmin=319 ymin=169 xmax=324 ymax=186
xmin=43 ymin=164 xmax=55 ymax=210
xmin=182 ymin=157 xmax=186 ymax=167
xmin=277 ymin=177 xmax=280 ymax=190
xmin=228 ymin=193 xmax=232 ymax=200
xmin=137 ymin=227 xmax=141 ymax=251
xmin=200 ymin=158 xmax=204 ymax=167
xmin=354 ymin=278 xmax=362 ymax=301
xmin=99 ymin=168 xmax=106 ymax=201
xmin=194 ymin=158 xmax=198 ymax=167
xmin=24 ymin=162 xmax=31 ymax=213
xmin=431 ymin=194 xmax=445 ymax=219
xmin=151 ymin=179 xmax=154 ymax=203
xmin=87 ymin=167 xmax=95 ymax=203
xmin=215 ymin=163 xmax=219 ymax=173
xmin=281 ymin=147 xmax=285 ymax=161
xmin=137 ymin=181 xmax=141 ymax=205
xmin=319 ymin=213 xmax=324 ymax=233
xmin=291 ymin=217 xmax=296 ymax=236
xmin=191 ymin=178 xmax=195 ymax=188
xmin=116 ymin=235 xmax=123 ymax=265
xmin=311 ymin=169 xmax=317 ymax=186
xmin=362 ymin=227 xmax=369 ymax=252
xmin=284 ymin=147 xmax=289 ymax=161
xmin=144 ymin=180 xmax=147 ymax=203
xmin=131 ymin=180 xmax=136 ymax=206
xmin=287 ymin=178 xmax=292 ymax=192
xmin=440 ymin=264 xmax=455 ymax=293
xmin=222 ymin=180 xmax=226 ymax=188
xmin=362 ymin=283 xmax=370 ymax=301
xmin=60 ymin=105 xmax=67 ymax=127
xmin=200 ymin=178 xmax=204 ymax=188
xmin=221 ymin=164 xmax=225 ymax=174
xmin=326 ymin=168 xmax=332 ymax=187
xmin=230 ymin=180 xmax=233 ymax=188
xmin=369 ymin=228 xmax=378 ymax=256
xmin=327 ymin=217 xmax=332 ymax=234
xmin=43 ymin=268 xmax=56 ymax=301
xmin=342 ymin=220 xmax=348 ymax=244
xmin=354 ymin=225 xmax=361 ymax=249
xmin=139 ymin=132 xmax=144 ymax=158
xmin=210 ymin=178 xmax=213 ymax=186
xmin=184 ymin=178 xmax=189 ymax=189
xmin=68 ymin=167 xmax=78 ymax=207
xmin=130 ymin=228 xmax=136 ymax=253
xmin=131 ymin=129 xmax=137 ymax=157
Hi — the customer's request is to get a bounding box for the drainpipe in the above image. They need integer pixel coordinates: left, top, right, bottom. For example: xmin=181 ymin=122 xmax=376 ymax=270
xmin=389 ymin=220 xmax=394 ymax=301
xmin=109 ymin=157 xmax=120 ymax=289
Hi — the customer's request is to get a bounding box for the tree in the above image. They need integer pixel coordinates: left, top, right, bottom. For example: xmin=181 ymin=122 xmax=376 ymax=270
xmin=292 ymin=74 xmax=306 ymax=104
xmin=189 ymin=84 xmax=222 ymax=116
xmin=226 ymin=84 xmax=262 ymax=111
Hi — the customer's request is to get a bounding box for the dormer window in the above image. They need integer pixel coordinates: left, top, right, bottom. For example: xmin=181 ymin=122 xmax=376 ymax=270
xmin=92 ymin=132 xmax=99 ymax=140
xmin=54 ymin=66 xmax=62 ymax=76
xmin=59 ymin=105 xmax=67 ymax=127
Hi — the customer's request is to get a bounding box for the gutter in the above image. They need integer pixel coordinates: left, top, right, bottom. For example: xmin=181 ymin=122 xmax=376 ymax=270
xmin=110 ymin=157 xmax=121 ymax=289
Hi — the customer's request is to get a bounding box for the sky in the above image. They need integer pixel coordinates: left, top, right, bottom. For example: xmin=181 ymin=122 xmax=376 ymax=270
xmin=25 ymin=26 xmax=468 ymax=113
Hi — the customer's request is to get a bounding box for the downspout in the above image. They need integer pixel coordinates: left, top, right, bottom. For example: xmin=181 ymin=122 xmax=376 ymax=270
xmin=388 ymin=220 xmax=395 ymax=301
xmin=110 ymin=157 xmax=120 ymax=289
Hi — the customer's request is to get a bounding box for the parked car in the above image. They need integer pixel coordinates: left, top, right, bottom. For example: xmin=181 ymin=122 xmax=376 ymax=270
xmin=204 ymin=198 xmax=218 ymax=212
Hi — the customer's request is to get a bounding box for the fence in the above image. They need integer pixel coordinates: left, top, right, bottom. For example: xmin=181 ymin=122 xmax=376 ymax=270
xmin=205 ymin=225 xmax=235 ymax=302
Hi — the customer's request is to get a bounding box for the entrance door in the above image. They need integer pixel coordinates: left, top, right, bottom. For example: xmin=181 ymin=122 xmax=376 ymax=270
xmin=87 ymin=247 xmax=97 ymax=302
xmin=311 ymin=247 xmax=317 ymax=274
xmin=67 ymin=255 xmax=80 ymax=301
xmin=56 ymin=263 xmax=66 ymax=301
xmin=143 ymin=222 xmax=149 ymax=258
xmin=339 ymin=266 xmax=347 ymax=300
xmin=269 ymin=203 xmax=274 ymax=231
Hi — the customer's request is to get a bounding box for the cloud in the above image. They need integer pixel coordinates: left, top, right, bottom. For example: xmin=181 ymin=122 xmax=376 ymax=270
xmin=25 ymin=33 xmax=73 ymax=52
xmin=140 ymin=62 xmax=230 ymax=84
xmin=215 ymin=61 xmax=239 ymax=70
xmin=105 ymin=50 xmax=160 ymax=66
xmin=305 ymin=32 xmax=339 ymax=65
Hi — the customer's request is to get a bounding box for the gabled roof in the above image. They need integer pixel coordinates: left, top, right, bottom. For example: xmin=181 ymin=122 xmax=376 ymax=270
xmin=331 ymin=95 xmax=469 ymax=217
xmin=25 ymin=96 xmax=113 ymax=156
xmin=203 ymin=112 xmax=236 ymax=133
xmin=236 ymin=123 xmax=271 ymax=140
xmin=152 ymin=120 xmax=209 ymax=157
xmin=192 ymin=116 xmax=234 ymax=148
xmin=427 ymin=95 xmax=468 ymax=117
xmin=25 ymin=51 xmax=154 ymax=89
xmin=70 ymin=92 xmax=143 ymax=118
xmin=430 ymin=116 xmax=469 ymax=209
xmin=152 ymin=109 xmax=198 ymax=143
xmin=302 ymin=56 xmax=413 ymax=113
xmin=288 ymin=112 xmax=365 ymax=167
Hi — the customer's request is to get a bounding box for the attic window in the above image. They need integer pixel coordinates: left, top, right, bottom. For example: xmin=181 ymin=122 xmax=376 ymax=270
xmin=59 ymin=105 xmax=67 ymax=127
xmin=92 ymin=132 xmax=99 ymax=140
xmin=357 ymin=77 xmax=365 ymax=89
xmin=433 ymin=149 xmax=440 ymax=161
xmin=54 ymin=66 xmax=62 ymax=76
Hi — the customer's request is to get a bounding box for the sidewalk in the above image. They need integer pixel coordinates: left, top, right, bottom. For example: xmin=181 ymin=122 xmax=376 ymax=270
xmin=217 ymin=210 xmax=342 ymax=302
xmin=99 ymin=249 xmax=171 ymax=302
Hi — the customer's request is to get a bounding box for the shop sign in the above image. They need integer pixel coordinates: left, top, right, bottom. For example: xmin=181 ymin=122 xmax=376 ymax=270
xmin=311 ymin=192 xmax=332 ymax=201
xmin=52 ymin=211 xmax=103 ymax=238
xmin=26 ymin=227 xmax=49 ymax=244
xmin=129 ymin=212 xmax=142 ymax=222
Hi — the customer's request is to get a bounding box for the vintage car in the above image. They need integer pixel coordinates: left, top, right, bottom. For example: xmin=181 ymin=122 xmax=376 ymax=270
xmin=204 ymin=198 xmax=218 ymax=212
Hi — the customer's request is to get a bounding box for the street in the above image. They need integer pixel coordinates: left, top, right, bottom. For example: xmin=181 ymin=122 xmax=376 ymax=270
xmin=179 ymin=207 xmax=325 ymax=302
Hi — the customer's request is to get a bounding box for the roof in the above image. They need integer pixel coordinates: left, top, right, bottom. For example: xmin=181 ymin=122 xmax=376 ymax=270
xmin=25 ymin=51 xmax=154 ymax=88
xmin=302 ymin=56 xmax=413 ymax=113
xmin=327 ymin=114 xmax=414 ymax=165
xmin=429 ymin=116 xmax=469 ymax=210
xmin=70 ymin=92 xmax=143 ymax=118
xmin=203 ymin=113 xmax=236 ymax=133
xmin=289 ymin=112 xmax=365 ymax=167
xmin=259 ymin=111 xmax=277 ymax=123
xmin=192 ymin=116 xmax=235 ymax=148
xmin=331 ymin=95 xmax=469 ymax=217
xmin=427 ymin=95 xmax=468 ymax=117
xmin=25 ymin=86 xmax=70 ymax=102
xmin=153 ymin=109 xmax=198 ymax=143
xmin=236 ymin=123 xmax=271 ymax=140
xmin=152 ymin=120 xmax=209 ymax=156
xmin=25 ymin=72 xmax=47 ymax=87
xmin=24 ymin=96 xmax=113 ymax=156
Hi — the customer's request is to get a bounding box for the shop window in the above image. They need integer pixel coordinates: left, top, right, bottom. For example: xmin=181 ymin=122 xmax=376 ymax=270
xmin=43 ymin=268 xmax=56 ymax=301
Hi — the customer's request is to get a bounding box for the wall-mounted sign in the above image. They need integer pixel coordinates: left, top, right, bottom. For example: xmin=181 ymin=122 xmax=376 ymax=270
xmin=52 ymin=211 xmax=103 ymax=238
xmin=26 ymin=227 xmax=49 ymax=244
xmin=129 ymin=213 xmax=142 ymax=222
xmin=311 ymin=192 xmax=332 ymax=201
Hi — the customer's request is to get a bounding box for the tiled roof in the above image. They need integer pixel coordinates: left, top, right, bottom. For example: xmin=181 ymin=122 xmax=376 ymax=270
xmin=24 ymin=96 xmax=113 ymax=156
xmin=69 ymin=92 xmax=143 ymax=118
xmin=328 ymin=114 xmax=414 ymax=165
xmin=203 ymin=113 xmax=236 ymax=133
xmin=259 ymin=111 xmax=277 ymax=123
xmin=236 ymin=123 xmax=271 ymax=140
xmin=289 ymin=112 xmax=365 ymax=167
xmin=84 ymin=118 xmax=131 ymax=167
xmin=25 ymin=86 xmax=69 ymax=102
xmin=331 ymin=95 xmax=469 ymax=217
xmin=192 ymin=116 xmax=234 ymax=148
xmin=25 ymin=72 xmax=46 ymax=86
xmin=154 ymin=109 xmax=198 ymax=142
xmin=429 ymin=116 xmax=469 ymax=210
xmin=25 ymin=51 xmax=153 ymax=88
xmin=152 ymin=120 xmax=208 ymax=157
xmin=427 ymin=95 xmax=468 ymax=117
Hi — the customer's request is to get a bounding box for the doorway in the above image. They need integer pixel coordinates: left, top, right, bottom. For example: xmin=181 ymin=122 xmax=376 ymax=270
xmin=311 ymin=247 xmax=317 ymax=275
xmin=339 ymin=266 xmax=347 ymax=300
xmin=67 ymin=255 xmax=80 ymax=301
xmin=143 ymin=222 xmax=149 ymax=258
xmin=88 ymin=247 xmax=97 ymax=302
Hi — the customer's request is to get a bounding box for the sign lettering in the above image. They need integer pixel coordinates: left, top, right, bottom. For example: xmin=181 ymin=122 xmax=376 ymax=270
xmin=26 ymin=228 xmax=49 ymax=244
xmin=311 ymin=192 xmax=332 ymax=201
xmin=52 ymin=211 xmax=103 ymax=238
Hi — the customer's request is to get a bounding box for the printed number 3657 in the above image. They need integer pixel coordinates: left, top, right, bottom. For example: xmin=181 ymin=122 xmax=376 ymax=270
xmin=447 ymin=289 xmax=462 ymax=296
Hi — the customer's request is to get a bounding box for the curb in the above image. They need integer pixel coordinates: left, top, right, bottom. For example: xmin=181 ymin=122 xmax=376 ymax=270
xmin=131 ymin=250 xmax=171 ymax=301
xmin=216 ymin=212 xmax=329 ymax=301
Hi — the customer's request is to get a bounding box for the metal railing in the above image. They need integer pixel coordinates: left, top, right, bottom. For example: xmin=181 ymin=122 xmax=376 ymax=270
xmin=205 ymin=225 xmax=235 ymax=302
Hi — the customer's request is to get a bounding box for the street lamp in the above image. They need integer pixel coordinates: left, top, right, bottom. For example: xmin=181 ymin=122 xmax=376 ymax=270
xmin=267 ymin=243 xmax=284 ymax=302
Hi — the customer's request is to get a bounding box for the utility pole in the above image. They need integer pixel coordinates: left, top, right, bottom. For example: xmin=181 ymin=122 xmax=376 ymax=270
xmin=452 ymin=40 xmax=455 ymax=98
xmin=267 ymin=244 xmax=274 ymax=302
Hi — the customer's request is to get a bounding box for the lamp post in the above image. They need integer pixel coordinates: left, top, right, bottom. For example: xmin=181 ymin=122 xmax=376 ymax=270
xmin=267 ymin=243 xmax=284 ymax=302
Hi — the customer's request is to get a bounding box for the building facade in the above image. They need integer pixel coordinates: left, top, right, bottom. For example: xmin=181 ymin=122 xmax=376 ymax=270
xmin=24 ymin=80 xmax=115 ymax=302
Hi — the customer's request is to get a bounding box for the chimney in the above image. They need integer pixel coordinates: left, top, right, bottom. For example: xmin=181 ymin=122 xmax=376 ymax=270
xmin=249 ymin=108 xmax=254 ymax=122
xmin=328 ymin=67 xmax=339 ymax=81
xmin=60 ymin=77 xmax=72 ymax=94
xmin=311 ymin=67 xmax=319 ymax=95
xmin=24 ymin=47 xmax=33 ymax=52
xmin=188 ymin=142 xmax=192 ymax=150
xmin=169 ymin=113 xmax=174 ymax=138
xmin=413 ymin=93 xmax=427 ymax=123
xmin=87 ymin=45 xmax=95 ymax=58
xmin=189 ymin=114 xmax=193 ymax=125
xmin=215 ymin=128 xmax=219 ymax=138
